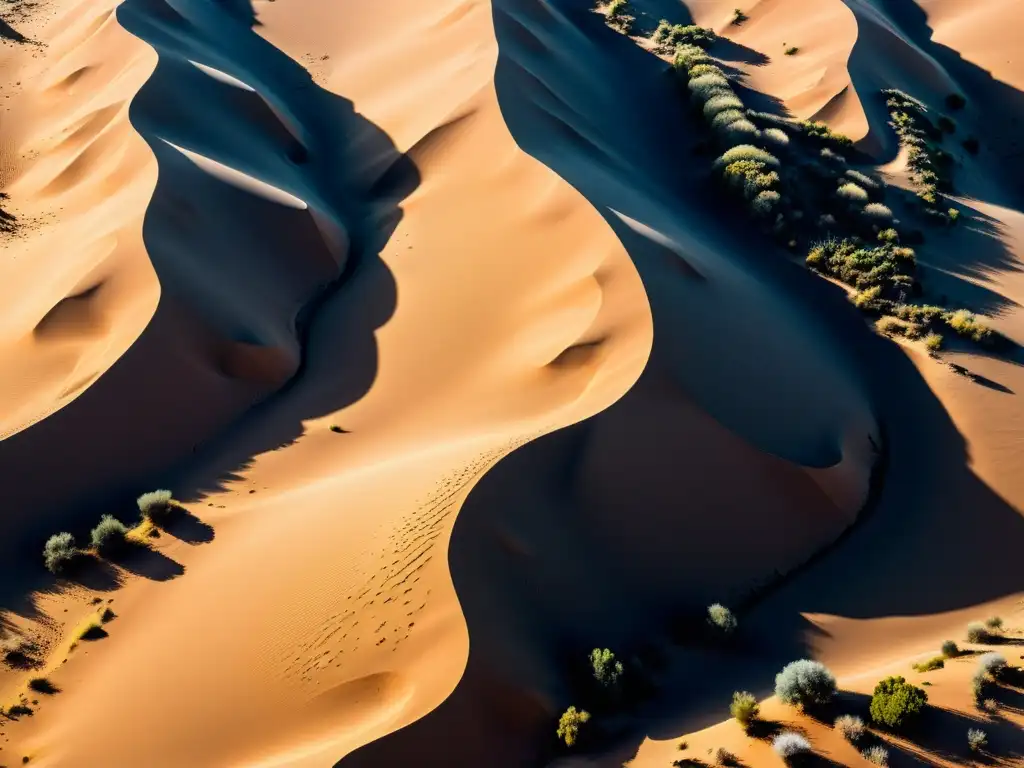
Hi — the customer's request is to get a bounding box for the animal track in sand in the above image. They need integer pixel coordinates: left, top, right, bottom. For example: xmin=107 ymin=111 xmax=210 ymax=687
xmin=288 ymin=433 xmax=540 ymax=681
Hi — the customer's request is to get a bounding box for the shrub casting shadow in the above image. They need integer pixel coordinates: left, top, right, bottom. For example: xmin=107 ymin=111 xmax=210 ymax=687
xmin=161 ymin=508 xmax=215 ymax=545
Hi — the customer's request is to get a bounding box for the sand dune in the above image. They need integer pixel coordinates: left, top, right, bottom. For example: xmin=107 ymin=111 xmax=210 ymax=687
xmin=2 ymin=0 xmax=1024 ymax=766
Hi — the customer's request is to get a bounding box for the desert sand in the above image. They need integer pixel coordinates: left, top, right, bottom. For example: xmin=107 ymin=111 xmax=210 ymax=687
xmin=1 ymin=0 xmax=1023 ymax=766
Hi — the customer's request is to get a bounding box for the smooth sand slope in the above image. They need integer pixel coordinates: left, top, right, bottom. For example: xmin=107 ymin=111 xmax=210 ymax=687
xmin=2 ymin=0 xmax=1024 ymax=766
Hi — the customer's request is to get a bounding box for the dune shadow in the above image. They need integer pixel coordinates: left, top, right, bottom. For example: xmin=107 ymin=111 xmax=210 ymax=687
xmin=338 ymin=0 xmax=1024 ymax=765
xmin=0 ymin=0 xmax=417 ymax=606
xmin=161 ymin=508 xmax=215 ymax=544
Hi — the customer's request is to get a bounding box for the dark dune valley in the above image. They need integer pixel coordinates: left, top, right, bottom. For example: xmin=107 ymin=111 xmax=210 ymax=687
xmin=1 ymin=1 xmax=1023 ymax=766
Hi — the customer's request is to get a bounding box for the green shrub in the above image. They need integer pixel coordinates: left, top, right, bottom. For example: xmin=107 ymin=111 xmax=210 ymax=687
xmin=972 ymin=670 xmax=987 ymax=703
xmin=912 ymin=656 xmax=944 ymax=673
xmin=862 ymin=745 xmax=889 ymax=765
xmin=877 ymin=228 xmax=899 ymax=243
xmin=702 ymin=94 xmax=745 ymax=119
xmin=674 ymin=44 xmax=710 ymax=71
xmin=557 ymin=706 xmax=590 ymax=747
xmin=714 ymin=145 xmax=780 ymax=170
xmin=43 ymin=533 xmax=79 ymax=575
xmin=690 ymin=78 xmax=735 ymax=104
xmin=711 ymin=109 xmax=746 ymax=130
xmin=940 ymin=640 xmax=959 ymax=658
xmin=803 ymin=120 xmax=853 ymax=148
xmin=967 ymin=621 xmax=989 ymax=643
xmin=869 ymin=676 xmax=927 ymax=731
xmin=945 ymin=93 xmax=966 ymax=110
xmin=837 ymin=182 xmax=869 ymax=203
xmin=590 ymin=648 xmax=623 ymax=688
xmin=923 ymin=333 xmax=943 ymax=352
xmin=707 ymin=603 xmax=738 ymax=634
xmin=967 ymin=728 xmax=987 ymax=751
xmin=945 ymin=310 xmax=993 ymax=345
xmin=984 ymin=616 xmax=1003 ymax=631
xmin=137 ymin=489 xmax=175 ymax=523
xmin=775 ymin=659 xmax=837 ymax=708
xmin=653 ymin=21 xmax=716 ymax=51
xmin=687 ymin=63 xmax=724 ymax=79
xmin=854 ymin=286 xmax=882 ymax=309
xmin=722 ymin=120 xmax=760 ymax=145
xmin=730 ymin=691 xmax=759 ymax=728
xmin=835 ymin=714 xmax=866 ymax=743
xmin=845 ymin=169 xmax=881 ymax=191
xmin=723 ymin=160 xmax=779 ymax=198
xmin=91 ymin=515 xmax=129 ymax=557
xmin=876 ymin=316 xmax=920 ymax=338
xmin=862 ymin=203 xmax=894 ymax=223
xmin=947 ymin=208 xmax=960 ymax=224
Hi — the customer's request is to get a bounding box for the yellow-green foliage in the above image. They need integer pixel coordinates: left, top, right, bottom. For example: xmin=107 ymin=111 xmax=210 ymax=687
xmin=730 ymin=691 xmax=760 ymax=727
xmin=876 ymin=316 xmax=921 ymax=339
xmin=945 ymin=310 xmax=993 ymax=344
xmin=924 ymin=333 xmax=944 ymax=352
xmin=557 ymin=706 xmax=590 ymax=747
xmin=853 ymin=286 xmax=882 ymax=309
xmin=912 ymin=656 xmax=945 ymax=673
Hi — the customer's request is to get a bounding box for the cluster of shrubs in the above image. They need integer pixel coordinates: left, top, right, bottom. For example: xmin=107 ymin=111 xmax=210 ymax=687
xmin=601 ymin=0 xmax=634 ymax=34
xmin=653 ymin=21 xmax=716 ymax=53
xmin=42 ymin=490 xmax=177 ymax=574
xmin=882 ymin=89 xmax=960 ymax=224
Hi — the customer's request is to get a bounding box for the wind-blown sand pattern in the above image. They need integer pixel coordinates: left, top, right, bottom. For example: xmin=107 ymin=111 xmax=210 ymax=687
xmin=1 ymin=0 xmax=1023 ymax=766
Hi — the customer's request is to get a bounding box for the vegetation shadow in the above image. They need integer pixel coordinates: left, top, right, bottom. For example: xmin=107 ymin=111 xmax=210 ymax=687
xmin=161 ymin=508 xmax=215 ymax=544
xmin=114 ymin=544 xmax=184 ymax=582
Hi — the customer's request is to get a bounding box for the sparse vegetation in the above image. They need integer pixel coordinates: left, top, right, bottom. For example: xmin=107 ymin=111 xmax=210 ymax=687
xmin=653 ymin=21 xmax=716 ymax=53
xmin=861 ymin=745 xmax=890 ymax=766
xmin=27 ymin=677 xmax=57 ymax=694
xmin=785 ymin=46 xmax=799 ymax=56
xmin=941 ymin=640 xmax=959 ymax=658
xmin=43 ymin=533 xmax=79 ymax=575
xmin=730 ymin=691 xmax=759 ymax=729
xmin=967 ymin=621 xmax=991 ymax=643
xmin=835 ymin=714 xmax=866 ymax=743
xmin=967 ymin=728 xmax=988 ymax=752
xmin=137 ymin=489 xmax=176 ymax=524
xmin=984 ymin=616 xmax=1004 ymax=631
xmin=590 ymin=648 xmax=624 ymax=688
xmin=556 ymin=706 xmax=590 ymax=747
xmin=775 ymin=659 xmax=837 ymax=708
xmin=91 ymin=515 xmax=129 ymax=557
xmin=978 ymin=652 xmax=1007 ymax=680
xmin=707 ymin=603 xmax=738 ymax=635
xmin=912 ymin=656 xmax=945 ymax=673
xmin=602 ymin=0 xmax=634 ymax=33
xmin=715 ymin=747 xmax=737 ymax=765
xmin=869 ymin=676 xmax=927 ymax=731
xmin=772 ymin=732 xmax=811 ymax=761
xmin=924 ymin=333 xmax=943 ymax=353
xmin=732 ymin=8 xmax=748 ymax=25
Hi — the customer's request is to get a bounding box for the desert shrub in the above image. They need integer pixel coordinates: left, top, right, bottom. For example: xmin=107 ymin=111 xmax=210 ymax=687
xmin=711 ymin=109 xmax=746 ymax=130
xmin=972 ymin=671 xmax=987 ymax=703
xmin=862 ymin=203 xmax=894 ymax=223
xmin=772 ymin=732 xmax=811 ymax=761
xmin=984 ymin=616 xmax=1003 ymax=631
xmin=877 ymin=228 xmax=899 ymax=243
xmin=946 ymin=93 xmax=966 ymax=110
xmin=752 ymin=190 xmax=781 ymax=216
xmin=978 ymin=652 xmax=1006 ymax=680
xmin=854 ymin=286 xmax=882 ymax=309
xmin=762 ymin=127 xmax=790 ymax=148
xmin=723 ymin=160 xmax=779 ymax=198
xmin=869 ymin=676 xmax=927 ymax=731
xmin=674 ymin=44 xmax=711 ymax=71
xmin=775 ymin=659 xmax=837 ymax=708
xmin=962 ymin=136 xmax=979 ymax=154
xmin=947 ymin=208 xmax=960 ymax=224
xmin=912 ymin=656 xmax=944 ymax=672
xmin=785 ymin=46 xmax=799 ymax=56
xmin=941 ymin=640 xmax=959 ymax=658
xmin=707 ymin=604 xmax=738 ymax=634
xmin=835 ymin=714 xmax=866 ymax=743
xmin=875 ymin=316 xmax=920 ymax=338
xmin=967 ymin=728 xmax=987 ymax=752
xmin=688 ymin=63 xmax=724 ymax=79
xmin=714 ymin=145 xmax=780 ymax=170
xmin=820 ymin=147 xmax=847 ymax=166
xmin=845 ymin=169 xmax=881 ymax=191
xmin=590 ymin=648 xmax=624 ymax=688
xmin=557 ymin=706 xmax=590 ymax=747
xmin=91 ymin=515 xmax=129 ymax=557
xmin=945 ymin=310 xmax=993 ymax=345
xmin=43 ymin=533 xmax=79 ymax=575
xmin=837 ymin=182 xmax=869 ymax=203
xmin=137 ymin=489 xmax=175 ymax=523
xmin=702 ymin=94 xmax=745 ymax=119
xmin=27 ymin=677 xmax=57 ymax=694
xmin=606 ymin=0 xmax=629 ymax=17
xmin=923 ymin=333 xmax=943 ymax=352
xmin=802 ymin=120 xmax=853 ymax=149
xmin=982 ymin=697 xmax=998 ymax=712
xmin=721 ymin=120 xmax=760 ymax=144
xmin=653 ymin=21 xmax=716 ymax=51
xmin=732 ymin=8 xmax=748 ymax=24
xmin=967 ymin=622 xmax=989 ymax=643
xmin=861 ymin=745 xmax=889 ymax=766
xmin=730 ymin=691 xmax=759 ymax=728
